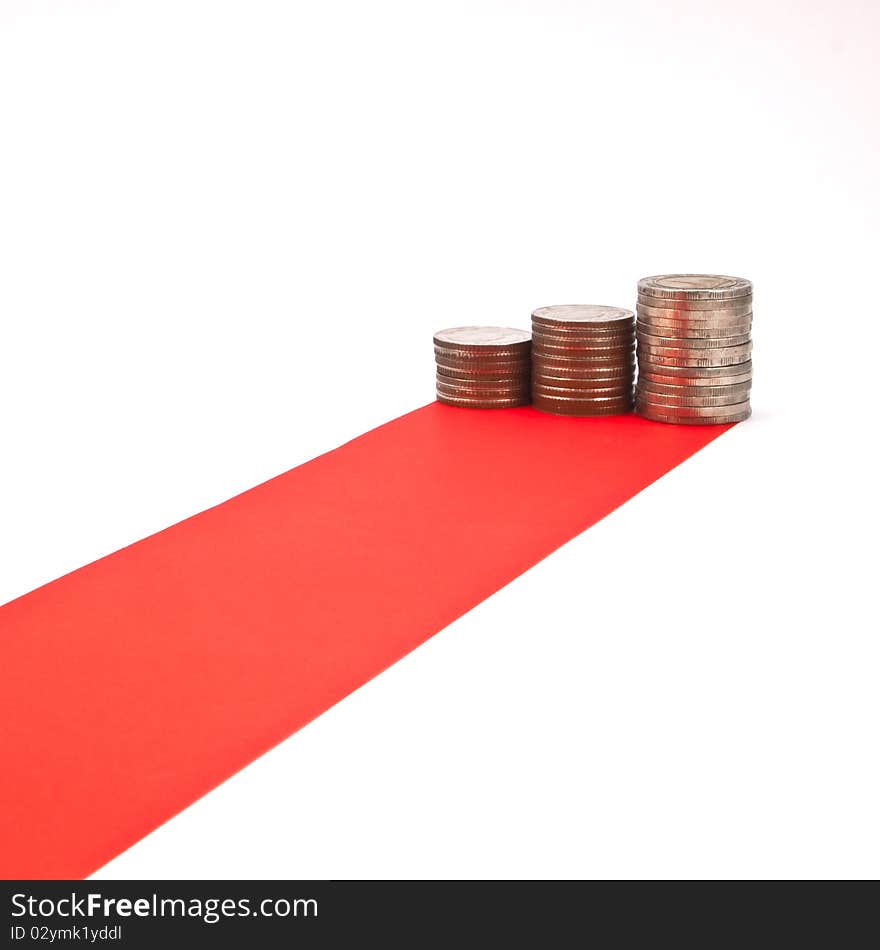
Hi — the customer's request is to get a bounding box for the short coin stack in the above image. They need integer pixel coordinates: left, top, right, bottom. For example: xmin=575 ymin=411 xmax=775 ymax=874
xmin=635 ymin=274 xmax=753 ymax=424
xmin=530 ymin=305 xmax=635 ymax=415
xmin=434 ymin=326 xmax=531 ymax=408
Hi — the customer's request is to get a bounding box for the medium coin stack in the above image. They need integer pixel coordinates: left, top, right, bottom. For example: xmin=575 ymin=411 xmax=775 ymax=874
xmin=434 ymin=326 xmax=531 ymax=408
xmin=530 ymin=305 xmax=635 ymax=416
xmin=635 ymin=274 xmax=753 ymax=425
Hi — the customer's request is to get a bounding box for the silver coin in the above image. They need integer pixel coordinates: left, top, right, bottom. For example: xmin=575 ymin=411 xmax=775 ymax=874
xmin=637 ymin=314 xmax=753 ymax=333
xmin=635 ymin=397 xmax=751 ymax=417
xmin=638 ymin=313 xmax=752 ymax=333
xmin=532 ymin=322 xmax=634 ymax=337
xmin=544 ymin=395 xmax=631 ymax=407
xmin=433 ymin=326 xmax=531 ymax=348
xmin=531 ymin=338 xmax=634 ymax=355
xmin=436 ymin=368 xmax=529 ymax=384
xmin=534 ymin=358 xmax=634 ymax=370
xmin=531 ymin=363 xmax=635 ymax=380
xmin=437 ymin=392 xmax=530 ymax=409
xmin=639 ymin=370 xmax=752 ymax=389
xmin=637 ymin=274 xmax=753 ymax=301
xmin=533 ymin=352 xmax=634 ymax=367
xmin=437 ymin=370 xmax=529 ymax=385
xmin=637 ymin=322 xmax=752 ymax=339
xmin=636 ymin=294 xmax=753 ymax=312
xmin=434 ymin=353 xmax=531 ymax=373
xmin=531 ymin=305 xmax=635 ymax=328
xmin=635 ymin=403 xmax=752 ymax=425
xmin=637 ymin=331 xmax=751 ymax=349
xmin=533 ymin=389 xmax=632 ymax=403
xmin=534 ymin=372 xmax=634 ymax=389
xmin=436 ymin=366 xmax=529 ymax=382
xmin=532 ymin=326 xmax=636 ymax=346
xmin=533 ymin=400 xmax=632 ymax=417
xmin=531 ymin=330 xmax=634 ymax=347
xmin=637 ymin=305 xmax=752 ymax=325
xmin=532 ymin=345 xmax=635 ymax=366
xmin=636 ymin=360 xmax=752 ymax=380
xmin=636 ymin=319 xmax=752 ymax=340
xmin=637 ymin=379 xmax=751 ymax=399
xmin=436 ymin=379 xmax=530 ymax=396
xmin=637 ymin=343 xmax=753 ymax=367
xmin=437 ymin=366 xmax=531 ymax=383
xmin=533 ymin=380 xmax=632 ymax=397
xmin=438 ymin=391 xmax=531 ymax=403
xmin=636 ymin=318 xmax=752 ymax=340
xmin=635 ymin=388 xmax=751 ymax=408
xmin=638 ymin=340 xmax=752 ymax=358
xmin=434 ymin=346 xmax=531 ymax=363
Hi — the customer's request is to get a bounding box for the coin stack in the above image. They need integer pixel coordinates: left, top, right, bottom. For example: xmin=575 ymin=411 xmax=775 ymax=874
xmin=530 ymin=305 xmax=635 ymax=416
xmin=635 ymin=274 xmax=753 ymax=424
xmin=434 ymin=326 xmax=531 ymax=408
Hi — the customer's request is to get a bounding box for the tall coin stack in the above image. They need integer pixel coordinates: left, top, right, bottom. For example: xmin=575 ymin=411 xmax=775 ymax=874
xmin=530 ymin=305 xmax=635 ymax=416
xmin=434 ymin=326 xmax=532 ymax=409
xmin=635 ymin=275 xmax=753 ymax=424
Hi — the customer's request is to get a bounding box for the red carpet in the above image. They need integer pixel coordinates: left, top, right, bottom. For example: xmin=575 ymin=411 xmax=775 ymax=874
xmin=0 ymin=404 xmax=731 ymax=878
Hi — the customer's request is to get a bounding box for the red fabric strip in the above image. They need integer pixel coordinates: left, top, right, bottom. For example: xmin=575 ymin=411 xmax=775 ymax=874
xmin=0 ymin=405 xmax=730 ymax=878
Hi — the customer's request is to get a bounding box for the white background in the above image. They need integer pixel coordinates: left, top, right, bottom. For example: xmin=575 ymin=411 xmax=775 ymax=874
xmin=1 ymin=0 xmax=877 ymax=879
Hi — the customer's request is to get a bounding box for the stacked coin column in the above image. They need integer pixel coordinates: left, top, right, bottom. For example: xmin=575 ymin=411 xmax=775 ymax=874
xmin=434 ymin=326 xmax=532 ymax=409
xmin=635 ymin=275 xmax=753 ymax=424
xmin=530 ymin=305 xmax=636 ymax=415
